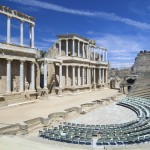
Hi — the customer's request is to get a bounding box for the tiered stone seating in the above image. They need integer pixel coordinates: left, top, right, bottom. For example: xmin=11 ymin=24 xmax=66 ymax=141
xmin=39 ymin=96 xmax=150 ymax=146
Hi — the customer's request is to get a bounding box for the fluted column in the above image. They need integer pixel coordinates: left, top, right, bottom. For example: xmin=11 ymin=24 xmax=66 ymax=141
xmin=59 ymin=39 xmax=61 ymax=56
xmin=30 ymin=62 xmax=35 ymax=90
xmin=20 ymin=21 xmax=24 ymax=46
xmin=82 ymin=43 xmax=85 ymax=58
xmin=66 ymin=66 xmax=68 ymax=86
xmin=72 ymin=66 xmax=75 ymax=86
xmin=44 ymin=61 xmax=48 ymax=89
xmin=82 ymin=67 xmax=84 ymax=85
xmin=86 ymin=45 xmax=89 ymax=59
xmin=66 ymin=39 xmax=68 ymax=56
xmin=86 ymin=68 xmax=89 ymax=84
xmin=102 ymin=68 xmax=104 ymax=84
xmin=93 ymin=68 xmax=96 ymax=84
xmin=98 ymin=68 xmax=101 ymax=84
xmin=20 ymin=60 xmax=24 ymax=91
xmin=30 ymin=24 xmax=34 ymax=48
xmin=105 ymin=69 xmax=108 ymax=84
xmin=78 ymin=41 xmax=80 ymax=57
xmin=7 ymin=16 xmax=11 ymax=44
xmin=6 ymin=59 xmax=12 ymax=93
xmin=77 ymin=66 xmax=80 ymax=86
xmin=72 ymin=39 xmax=75 ymax=56
xmin=59 ymin=63 xmax=62 ymax=87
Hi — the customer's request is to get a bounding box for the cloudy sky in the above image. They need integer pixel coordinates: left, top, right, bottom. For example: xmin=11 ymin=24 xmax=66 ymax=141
xmin=0 ymin=0 xmax=150 ymax=68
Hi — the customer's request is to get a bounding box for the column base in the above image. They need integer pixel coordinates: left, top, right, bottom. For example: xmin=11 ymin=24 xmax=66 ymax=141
xmin=93 ymin=84 xmax=96 ymax=90
xmin=58 ymin=88 xmax=62 ymax=96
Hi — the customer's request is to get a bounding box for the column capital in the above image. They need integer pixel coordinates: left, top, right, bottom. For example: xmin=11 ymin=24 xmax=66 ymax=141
xmin=20 ymin=60 xmax=25 ymax=63
xmin=7 ymin=15 xmax=12 ymax=18
xmin=7 ymin=59 xmax=12 ymax=63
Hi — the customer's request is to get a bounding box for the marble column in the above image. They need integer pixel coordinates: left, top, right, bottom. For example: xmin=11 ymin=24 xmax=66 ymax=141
xmin=6 ymin=59 xmax=12 ymax=93
xmin=72 ymin=66 xmax=75 ymax=86
xmin=66 ymin=65 xmax=68 ymax=86
xmin=59 ymin=63 xmax=62 ymax=87
xmin=89 ymin=68 xmax=91 ymax=84
xmin=93 ymin=68 xmax=96 ymax=84
xmin=72 ymin=39 xmax=75 ymax=56
xmin=20 ymin=60 xmax=24 ymax=91
xmin=102 ymin=68 xmax=105 ymax=84
xmin=20 ymin=21 xmax=24 ymax=46
xmin=82 ymin=67 xmax=85 ymax=85
xmin=78 ymin=41 xmax=80 ymax=57
xmin=7 ymin=16 xmax=11 ymax=44
xmin=30 ymin=62 xmax=35 ymax=90
xmin=30 ymin=24 xmax=34 ymax=48
xmin=44 ymin=61 xmax=48 ymax=89
xmin=82 ymin=43 xmax=85 ymax=58
xmin=105 ymin=69 xmax=108 ymax=84
xmin=59 ymin=39 xmax=61 ymax=56
xmin=86 ymin=68 xmax=89 ymax=84
xmin=66 ymin=39 xmax=68 ymax=56
xmin=77 ymin=66 xmax=80 ymax=86
xmin=98 ymin=68 xmax=101 ymax=84
xmin=86 ymin=45 xmax=89 ymax=59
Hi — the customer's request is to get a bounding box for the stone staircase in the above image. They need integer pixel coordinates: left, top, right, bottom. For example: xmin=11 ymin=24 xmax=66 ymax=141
xmin=128 ymin=72 xmax=150 ymax=99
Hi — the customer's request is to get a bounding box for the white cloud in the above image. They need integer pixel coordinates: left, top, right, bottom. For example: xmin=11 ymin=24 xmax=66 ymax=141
xmin=7 ymin=0 xmax=150 ymax=30
xmin=87 ymin=33 xmax=150 ymax=68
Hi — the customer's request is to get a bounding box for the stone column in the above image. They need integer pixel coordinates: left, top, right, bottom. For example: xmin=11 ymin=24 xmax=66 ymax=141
xmin=93 ymin=68 xmax=96 ymax=84
xmin=77 ymin=66 xmax=80 ymax=86
xmin=78 ymin=41 xmax=80 ymax=57
xmin=93 ymin=68 xmax=96 ymax=89
xmin=66 ymin=39 xmax=68 ymax=56
xmin=89 ymin=68 xmax=91 ymax=84
xmin=66 ymin=65 xmax=68 ymax=86
xmin=86 ymin=68 xmax=89 ymax=84
xmin=59 ymin=39 xmax=61 ymax=56
xmin=72 ymin=39 xmax=75 ymax=56
xmin=7 ymin=16 xmax=11 ymax=44
xmin=6 ymin=59 xmax=12 ymax=93
xmin=98 ymin=68 xmax=101 ymax=84
xmin=72 ymin=66 xmax=75 ymax=86
xmin=86 ymin=45 xmax=89 ymax=59
xmin=105 ymin=69 xmax=108 ymax=84
xmin=102 ymin=68 xmax=105 ymax=84
xmin=59 ymin=63 xmax=62 ymax=87
xmin=20 ymin=60 xmax=24 ymax=91
xmin=30 ymin=24 xmax=34 ymax=48
xmin=30 ymin=62 xmax=35 ymax=90
xmin=44 ymin=61 xmax=48 ymax=89
xmin=82 ymin=43 xmax=85 ymax=58
xmin=20 ymin=20 xmax=24 ymax=46
xmin=82 ymin=67 xmax=85 ymax=85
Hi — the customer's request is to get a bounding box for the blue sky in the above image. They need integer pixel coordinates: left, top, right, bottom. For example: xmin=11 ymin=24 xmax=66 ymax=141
xmin=0 ymin=0 xmax=150 ymax=68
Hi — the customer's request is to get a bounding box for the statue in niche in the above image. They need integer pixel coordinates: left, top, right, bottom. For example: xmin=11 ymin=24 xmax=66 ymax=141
xmin=25 ymin=81 xmax=29 ymax=90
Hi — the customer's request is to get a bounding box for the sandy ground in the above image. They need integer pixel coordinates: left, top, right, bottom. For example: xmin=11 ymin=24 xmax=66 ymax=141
xmin=0 ymin=88 xmax=119 ymax=127
xmin=0 ymin=89 xmax=150 ymax=150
